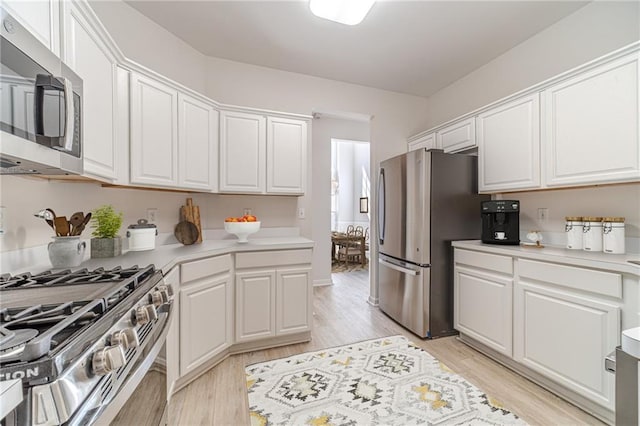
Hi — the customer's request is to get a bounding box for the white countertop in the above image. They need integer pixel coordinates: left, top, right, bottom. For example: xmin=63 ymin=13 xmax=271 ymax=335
xmin=452 ymin=240 xmax=640 ymax=276
xmin=2 ymin=236 xmax=314 ymax=275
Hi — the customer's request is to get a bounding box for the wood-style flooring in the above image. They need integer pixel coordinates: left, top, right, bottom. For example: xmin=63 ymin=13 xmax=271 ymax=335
xmin=116 ymin=270 xmax=605 ymax=425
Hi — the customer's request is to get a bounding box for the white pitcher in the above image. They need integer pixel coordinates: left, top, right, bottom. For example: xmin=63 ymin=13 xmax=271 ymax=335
xmin=48 ymin=236 xmax=86 ymax=268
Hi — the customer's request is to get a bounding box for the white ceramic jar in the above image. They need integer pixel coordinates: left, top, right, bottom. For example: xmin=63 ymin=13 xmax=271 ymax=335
xmin=48 ymin=236 xmax=86 ymax=268
xmin=582 ymin=217 xmax=603 ymax=252
xmin=565 ymin=216 xmax=583 ymax=250
xmin=603 ymin=217 xmax=625 ymax=254
xmin=126 ymin=219 xmax=158 ymax=251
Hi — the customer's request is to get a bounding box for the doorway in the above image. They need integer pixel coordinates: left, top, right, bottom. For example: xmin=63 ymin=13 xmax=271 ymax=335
xmin=330 ymin=138 xmax=370 ymax=273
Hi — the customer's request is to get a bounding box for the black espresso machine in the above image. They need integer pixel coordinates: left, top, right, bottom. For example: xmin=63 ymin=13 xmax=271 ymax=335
xmin=481 ymin=200 xmax=520 ymax=245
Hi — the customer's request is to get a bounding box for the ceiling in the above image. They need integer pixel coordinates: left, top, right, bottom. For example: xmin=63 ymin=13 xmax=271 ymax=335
xmin=124 ymin=0 xmax=588 ymax=98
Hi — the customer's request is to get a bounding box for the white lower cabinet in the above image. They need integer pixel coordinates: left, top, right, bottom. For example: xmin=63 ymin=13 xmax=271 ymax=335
xmin=454 ymin=247 xmax=622 ymax=414
xmin=514 ymin=259 xmax=620 ymax=410
xmin=454 ymin=249 xmax=513 ymax=356
xmin=235 ymin=270 xmax=276 ymax=342
xmin=235 ymin=250 xmax=312 ymax=343
xmin=179 ymin=255 xmax=233 ymax=377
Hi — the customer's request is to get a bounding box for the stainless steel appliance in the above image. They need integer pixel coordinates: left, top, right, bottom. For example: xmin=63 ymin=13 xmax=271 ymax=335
xmin=605 ymin=327 xmax=640 ymax=425
xmin=481 ymin=200 xmax=520 ymax=245
xmin=0 ymin=7 xmax=83 ymax=175
xmin=377 ymin=149 xmax=488 ymax=338
xmin=0 ymin=265 xmax=174 ymax=425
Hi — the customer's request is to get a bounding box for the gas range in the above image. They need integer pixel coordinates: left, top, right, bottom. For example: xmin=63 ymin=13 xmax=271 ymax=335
xmin=0 ymin=265 xmax=174 ymax=426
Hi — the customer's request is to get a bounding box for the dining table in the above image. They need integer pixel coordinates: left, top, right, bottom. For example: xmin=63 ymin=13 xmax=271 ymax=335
xmin=331 ymin=231 xmax=366 ymax=265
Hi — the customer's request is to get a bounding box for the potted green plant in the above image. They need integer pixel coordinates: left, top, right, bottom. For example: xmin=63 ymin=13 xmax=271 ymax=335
xmin=90 ymin=205 xmax=123 ymax=258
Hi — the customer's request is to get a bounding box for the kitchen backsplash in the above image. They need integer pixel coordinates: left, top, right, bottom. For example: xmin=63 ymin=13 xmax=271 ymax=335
xmin=0 ymin=176 xmax=300 ymax=252
xmin=497 ymin=183 xmax=640 ymax=253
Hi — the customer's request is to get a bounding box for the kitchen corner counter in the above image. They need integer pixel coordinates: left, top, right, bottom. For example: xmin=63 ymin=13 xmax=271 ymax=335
xmin=452 ymin=240 xmax=640 ymax=276
xmin=82 ymin=237 xmax=314 ymax=274
xmin=2 ymin=237 xmax=314 ymax=276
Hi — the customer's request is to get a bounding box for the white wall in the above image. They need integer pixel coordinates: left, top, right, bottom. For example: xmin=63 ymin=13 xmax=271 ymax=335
xmin=423 ymin=1 xmax=640 ymax=128
xmin=334 ymin=140 xmax=370 ymax=231
xmin=312 ymin=117 xmax=370 ymax=286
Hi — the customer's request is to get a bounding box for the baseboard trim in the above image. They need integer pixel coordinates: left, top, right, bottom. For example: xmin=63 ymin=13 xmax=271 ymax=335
xmin=313 ymin=279 xmax=333 ymax=287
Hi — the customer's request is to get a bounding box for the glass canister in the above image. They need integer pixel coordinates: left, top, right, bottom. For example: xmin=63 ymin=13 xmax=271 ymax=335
xmin=603 ymin=217 xmax=625 ymax=254
xmin=582 ymin=217 xmax=603 ymax=252
xmin=565 ymin=216 xmax=583 ymax=250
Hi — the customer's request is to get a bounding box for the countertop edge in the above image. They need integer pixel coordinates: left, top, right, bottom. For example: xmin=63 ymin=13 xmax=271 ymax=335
xmin=452 ymin=240 xmax=640 ymax=276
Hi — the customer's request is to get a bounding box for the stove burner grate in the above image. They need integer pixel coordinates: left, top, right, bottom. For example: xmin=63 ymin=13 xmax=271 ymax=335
xmin=0 ymin=265 xmax=146 ymax=290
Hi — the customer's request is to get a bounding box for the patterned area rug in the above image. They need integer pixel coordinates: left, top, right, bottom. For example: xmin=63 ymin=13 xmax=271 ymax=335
xmin=245 ymin=335 xmax=526 ymax=425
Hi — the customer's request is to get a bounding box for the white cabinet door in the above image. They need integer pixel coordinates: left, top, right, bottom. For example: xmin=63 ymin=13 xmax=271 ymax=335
xmin=478 ymin=94 xmax=540 ymax=193
xmin=178 ymin=94 xmax=218 ymax=191
xmin=276 ymin=267 xmax=312 ymax=335
xmin=130 ymin=73 xmax=178 ymax=187
xmin=219 ymin=111 xmax=266 ymax=193
xmin=180 ymin=274 xmax=232 ymax=376
xmin=408 ymin=132 xmax=437 ymax=152
xmin=543 ymin=53 xmax=640 ymax=187
xmin=454 ymin=265 xmax=513 ymax=356
xmin=3 ymin=0 xmax=60 ymax=55
xmin=163 ymin=267 xmax=180 ymax=400
xmin=63 ymin=2 xmax=118 ymax=180
xmin=266 ymin=116 xmax=307 ymax=194
xmin=514 ymin=281 xmax=619 ymax=410
xmin=236 ymin=270 xmax=276 ymax=342
xmin=437 ymin=117 xmax=476 ymax=153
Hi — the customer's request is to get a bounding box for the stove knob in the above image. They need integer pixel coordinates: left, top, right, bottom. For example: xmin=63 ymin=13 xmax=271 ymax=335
xmin=157 ymin=284 xmax=174 ymax=297
xmin=92 ymin=345 xmax=126 ymax=376
xmin=111 ymin=328 xmax=139 ymax=350
xmin=150 ymin=290 xmax=168 ymax=307
xmin=133 ymin=304 xmax=158 ymax=326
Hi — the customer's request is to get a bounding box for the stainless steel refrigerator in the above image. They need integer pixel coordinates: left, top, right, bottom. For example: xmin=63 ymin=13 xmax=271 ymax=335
xmin=377 ymin=149 xmax=488 ymax=338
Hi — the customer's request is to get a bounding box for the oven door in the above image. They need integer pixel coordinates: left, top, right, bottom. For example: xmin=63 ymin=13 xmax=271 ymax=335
xmin=0 ymin=7 xmax=82 ymax=175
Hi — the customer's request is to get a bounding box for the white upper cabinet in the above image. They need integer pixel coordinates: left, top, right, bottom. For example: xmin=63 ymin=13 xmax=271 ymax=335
xmin=3 ymin=0 xmax=60 ymax=55
xmin=266 ymin=116 xmax=307 ymax=194
xmin=178 ymin=94 xmax=219 ymax=191
xmin=130 ymin=73 xmax=179 ymax=187
xmin=542 ymin=53 xmax=640 ymax=187
xmin=478 ymin=93 xmax=540 ymax=192
xmin=63 ymin=1 xmax=119 ymax=180
xmin=408 ymin=132 xmax=437 ymax=152
xmin=219 ymin=111 xmax=266 ymax=193
xmin=437 ymin=117 xmax=476 ymax=153
xmin=219 ymin=111 xmax=308 ymax=195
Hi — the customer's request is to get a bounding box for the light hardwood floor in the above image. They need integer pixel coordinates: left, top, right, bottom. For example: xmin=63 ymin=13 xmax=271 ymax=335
xmin=119 ymin=270 xmax=605 ymax=425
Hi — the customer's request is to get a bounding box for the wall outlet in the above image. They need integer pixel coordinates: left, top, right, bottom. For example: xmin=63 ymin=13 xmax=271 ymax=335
xmin=147 ymin=208 xmax=158 ymax=223
xmin=537 ymin=208 xmax=548 ymax=223
xmin=243 ymin=208 xmax=252 ymax=216
xmin=298 ymin=207 xmax=306 ymax=219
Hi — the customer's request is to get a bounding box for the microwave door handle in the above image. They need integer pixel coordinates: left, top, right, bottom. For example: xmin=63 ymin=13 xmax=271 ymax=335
xmin=61 ymin=77 xmax=74 ymax=151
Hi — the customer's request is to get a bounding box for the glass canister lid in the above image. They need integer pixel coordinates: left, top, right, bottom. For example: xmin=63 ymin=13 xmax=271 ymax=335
xmin=603 ymin=217 xmax=625 ymax=222
xmin=565 ymin=216 xmax=582 ymax=221
xmin=582 ymin=216 xmax=603 ymax=222
xmin=128 ymin=218 xmax=157 ymax=229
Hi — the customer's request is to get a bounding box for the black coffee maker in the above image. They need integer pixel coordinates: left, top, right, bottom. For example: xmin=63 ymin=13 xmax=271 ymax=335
xmin=481 ymin=200 xmax=520 ymax=245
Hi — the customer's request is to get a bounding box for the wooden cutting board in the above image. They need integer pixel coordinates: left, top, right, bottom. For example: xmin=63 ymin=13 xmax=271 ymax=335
xmin=180 ymin=198 xmax=202 ymax=243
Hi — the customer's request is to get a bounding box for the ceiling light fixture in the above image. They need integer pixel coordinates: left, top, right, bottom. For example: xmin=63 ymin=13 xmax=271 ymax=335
xmin=309 ymin=0 xmax=376 ymax=26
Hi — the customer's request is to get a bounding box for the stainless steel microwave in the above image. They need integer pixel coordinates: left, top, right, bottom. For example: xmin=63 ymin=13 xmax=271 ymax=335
xmin=0 ymin=7 xmax=83 ymax=175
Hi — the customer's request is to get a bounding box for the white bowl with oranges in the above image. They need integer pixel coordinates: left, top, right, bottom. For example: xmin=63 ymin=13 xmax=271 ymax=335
xmin=224 ymin=215 xmax=260 ymax=243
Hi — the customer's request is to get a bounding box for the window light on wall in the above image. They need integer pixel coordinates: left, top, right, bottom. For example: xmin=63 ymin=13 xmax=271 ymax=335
xmin=309 ymin=0 xmax=376 ymax=26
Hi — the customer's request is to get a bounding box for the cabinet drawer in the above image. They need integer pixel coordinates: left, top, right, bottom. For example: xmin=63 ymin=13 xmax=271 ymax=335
xmin=454 ymin=249 xmax=512 ymax=275
xmin=181 ymin=254 xmax=232 ymax=284
xmin=518 ymin=259 xmax=621 ymax=299
xmin=236 ymin=249 xmax=312 ymax=269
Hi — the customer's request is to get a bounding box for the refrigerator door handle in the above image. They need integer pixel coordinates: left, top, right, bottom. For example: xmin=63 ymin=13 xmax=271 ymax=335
xmin=378 ymin=167 xmax=386 ymax=245
xmin=379 ymin=258 xmax=420 ymax=276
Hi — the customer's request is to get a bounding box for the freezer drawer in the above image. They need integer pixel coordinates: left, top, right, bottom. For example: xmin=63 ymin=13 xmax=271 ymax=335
xmin=378 ymin=256 xmax=430 ymax=337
